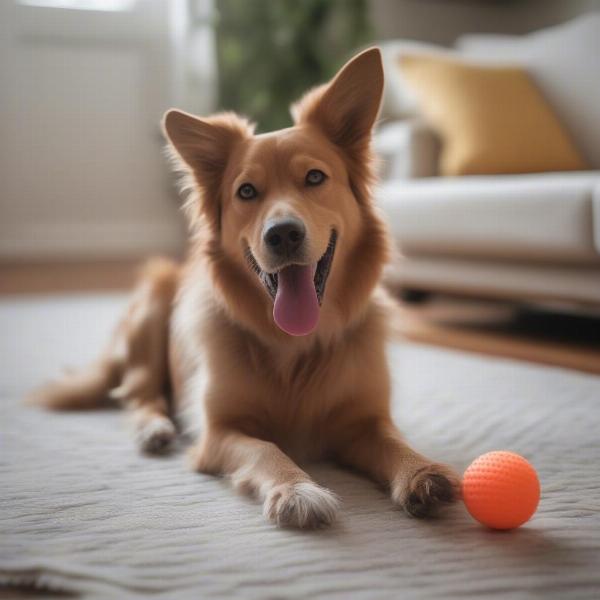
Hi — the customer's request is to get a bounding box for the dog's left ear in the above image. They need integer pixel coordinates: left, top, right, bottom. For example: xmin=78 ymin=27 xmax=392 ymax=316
xmin=292 ymin=47 xmax=383 ymax=151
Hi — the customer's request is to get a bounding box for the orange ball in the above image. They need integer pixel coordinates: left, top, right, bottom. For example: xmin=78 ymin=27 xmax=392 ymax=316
xmin=462 ymin=451 xmax=540 ymax=530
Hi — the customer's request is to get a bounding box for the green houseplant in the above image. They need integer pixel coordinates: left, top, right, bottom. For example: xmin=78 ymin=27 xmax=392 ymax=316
xmin=216 ymin=0 xmax=372 ymax=132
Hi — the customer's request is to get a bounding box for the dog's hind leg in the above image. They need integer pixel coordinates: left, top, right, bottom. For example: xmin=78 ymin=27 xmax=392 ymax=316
xmin=108 ymin=258 xmax=180 ymax=453
xmin=28 ymin=258 xmax=180 ymax=454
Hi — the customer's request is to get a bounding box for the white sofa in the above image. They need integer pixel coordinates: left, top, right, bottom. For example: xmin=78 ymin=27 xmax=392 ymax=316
xmin=375 ymin=14 xmax=600 ymax=308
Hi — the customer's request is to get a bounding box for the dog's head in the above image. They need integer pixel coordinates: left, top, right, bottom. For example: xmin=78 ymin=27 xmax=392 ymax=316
xmin=164 ymin=48 xmax=388 ymax=339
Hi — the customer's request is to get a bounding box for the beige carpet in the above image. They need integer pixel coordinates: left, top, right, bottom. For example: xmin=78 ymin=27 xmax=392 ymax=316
xmin=1 ymin=294 xmax=599 ymax=599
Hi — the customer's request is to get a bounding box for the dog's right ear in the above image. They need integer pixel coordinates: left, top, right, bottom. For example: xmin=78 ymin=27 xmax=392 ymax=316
xmin=162 ymin=109 xmax=252 ymax=229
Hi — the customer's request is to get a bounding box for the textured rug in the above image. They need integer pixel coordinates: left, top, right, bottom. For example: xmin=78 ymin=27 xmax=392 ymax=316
xmin=1 ymin=294 xmax=599 ymax=599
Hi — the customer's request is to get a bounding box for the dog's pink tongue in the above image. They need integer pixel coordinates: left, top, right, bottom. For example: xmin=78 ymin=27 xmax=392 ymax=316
xmin=273 ymin=264 xmax=319 ymax=336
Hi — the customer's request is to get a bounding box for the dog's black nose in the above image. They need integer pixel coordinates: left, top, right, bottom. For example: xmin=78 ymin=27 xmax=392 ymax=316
xmin=263 ymin=218 xmax=306 ymax=256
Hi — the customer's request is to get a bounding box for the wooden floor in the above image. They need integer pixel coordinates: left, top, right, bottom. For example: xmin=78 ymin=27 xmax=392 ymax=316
xmin=1 ymin=261 xmax=599 ymax=375
xmin=0 ymin=259 xmax=143 ymax=295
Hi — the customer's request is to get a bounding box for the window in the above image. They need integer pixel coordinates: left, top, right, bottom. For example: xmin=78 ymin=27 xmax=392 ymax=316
xmin=18 ymin=0 xmax=136 ymax=11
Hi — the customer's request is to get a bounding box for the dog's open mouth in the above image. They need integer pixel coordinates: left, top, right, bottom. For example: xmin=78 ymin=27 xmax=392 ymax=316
xmin=245 ymin=230 xmax=337 ymax=336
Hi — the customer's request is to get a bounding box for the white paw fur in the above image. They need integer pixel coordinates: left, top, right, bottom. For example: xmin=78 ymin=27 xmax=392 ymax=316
xmin=136 ymin=416 xmax=176 ymax=453
xmin=263 ymin=481 xmax=340 ymax=528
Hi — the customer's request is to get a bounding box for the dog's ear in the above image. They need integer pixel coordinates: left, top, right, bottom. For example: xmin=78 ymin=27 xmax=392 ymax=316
xmin=162 ymin=109 xmax=252 ymax=229
xmin=292 ymin=48 xmax=383 ymax=152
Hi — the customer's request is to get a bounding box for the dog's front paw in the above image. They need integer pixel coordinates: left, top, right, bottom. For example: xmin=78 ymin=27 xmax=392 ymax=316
xmin=263 ymin=482 xmax=340 ymax=529
xmin=136 ymin=415 xmax=176 ymax=454
xmin=392 ymin=463 xmax=460 ymax=518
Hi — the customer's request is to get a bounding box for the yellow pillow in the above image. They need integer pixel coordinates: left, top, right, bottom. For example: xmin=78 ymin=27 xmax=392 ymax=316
xmin=398 ymin=54 xmax=587 ymax=176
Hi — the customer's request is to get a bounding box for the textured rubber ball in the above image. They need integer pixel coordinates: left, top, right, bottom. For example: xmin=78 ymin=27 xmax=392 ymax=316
xmin=462 ymin=451 xmax=540 ymax=530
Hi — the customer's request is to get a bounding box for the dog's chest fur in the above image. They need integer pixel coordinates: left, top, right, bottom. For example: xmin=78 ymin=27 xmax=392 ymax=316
xmin=171 ymin=274 xmax=391 ymax=461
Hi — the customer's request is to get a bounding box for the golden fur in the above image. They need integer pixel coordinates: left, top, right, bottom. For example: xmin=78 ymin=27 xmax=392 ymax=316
xmin=29 ymin=48 xmax=459 ymax=528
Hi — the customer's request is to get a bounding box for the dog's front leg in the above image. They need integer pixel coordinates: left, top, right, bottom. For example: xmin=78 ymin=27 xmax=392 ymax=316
xmin=191 ymin=428 xmax=339 ymax=528
xmin=334 ymin=418 xmax=460 ymax=517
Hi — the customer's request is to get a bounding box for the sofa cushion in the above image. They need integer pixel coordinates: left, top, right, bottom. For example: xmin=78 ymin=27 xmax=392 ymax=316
xmin=397 ymin=54 xmax=587 ymax=176
xmin=377 ymin=171 xmax=600 ymax=264
xmin=457 ymin=13 xmax=600 ymax=169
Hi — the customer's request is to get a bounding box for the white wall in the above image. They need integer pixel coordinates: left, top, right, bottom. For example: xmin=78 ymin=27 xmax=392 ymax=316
xmin=370 ymin=0 xmax=600 ymax=45
xmin=0 ymin=0 xmax=216 ymax=261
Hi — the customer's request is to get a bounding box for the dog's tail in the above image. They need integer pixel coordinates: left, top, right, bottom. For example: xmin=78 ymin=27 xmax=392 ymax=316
xmin=26 ymin=257 xmax=180 ymax=411
xmin=26 ymin=358 xmax=120 ymax=410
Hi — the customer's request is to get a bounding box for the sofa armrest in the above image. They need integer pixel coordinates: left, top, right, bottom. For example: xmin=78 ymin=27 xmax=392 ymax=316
xmin=374 ymin=119 xmax=441 ymax=180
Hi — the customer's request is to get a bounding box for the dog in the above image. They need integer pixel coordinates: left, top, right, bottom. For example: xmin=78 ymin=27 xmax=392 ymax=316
xmin=30 ymin=48 xmax=460 ymax=528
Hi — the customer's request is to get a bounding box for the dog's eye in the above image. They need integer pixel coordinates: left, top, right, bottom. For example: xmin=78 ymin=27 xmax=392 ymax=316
xmin=237 ymin=183 xmax=258 ymax=200
xmin=305 ymin=169 xmax=327 ymax=186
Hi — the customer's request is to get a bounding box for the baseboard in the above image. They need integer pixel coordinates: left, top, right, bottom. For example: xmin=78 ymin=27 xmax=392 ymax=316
xmin=0 ymin=220 xmax=185 ymax=260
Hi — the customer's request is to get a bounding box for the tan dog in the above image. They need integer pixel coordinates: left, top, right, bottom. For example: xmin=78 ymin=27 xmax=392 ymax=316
xmin=30 ymin=48 xmax=459 ymax=528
